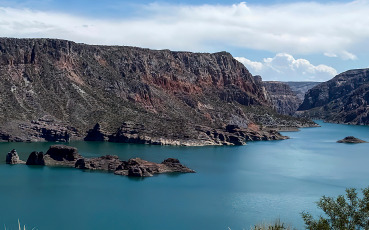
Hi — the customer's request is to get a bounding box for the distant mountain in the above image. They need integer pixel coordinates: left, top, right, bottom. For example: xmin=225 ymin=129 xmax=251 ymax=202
xmin=285 ymin=82 xmax=321 ymax=101
xmin=262 ymin=81 xmax=319 ymax=116
xmin=297 ymin=69 xmax=369 ymax=125
xmin=263 ymin=81 xmax=301 ymax=115
xmin=0 ymin=38 xmax=315 ymax=145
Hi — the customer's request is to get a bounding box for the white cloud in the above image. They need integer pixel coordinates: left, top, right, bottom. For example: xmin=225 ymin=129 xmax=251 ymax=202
xmin=235 ymin=57 xmax=264 ymax=72
xmin=341 ymin=51 xmax=358 ymax=60
xmin=324 ymin=52 xmax=338 ymax=58
xmin=324 ymin=51 xmax=357 ymax=60
xmin=235 ymin=53 xmax=337 ymax=82
xmin=0 ymin=1 xmax=369 ymax=59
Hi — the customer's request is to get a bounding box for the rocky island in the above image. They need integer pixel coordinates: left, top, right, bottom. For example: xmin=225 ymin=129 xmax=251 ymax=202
xmin=0 ymin=38 xmax=316 ymax=146
xmin=5 ymin=145 xmax=195 ymax=177
xmin=337 ymin=136 xmax=367 ymax=143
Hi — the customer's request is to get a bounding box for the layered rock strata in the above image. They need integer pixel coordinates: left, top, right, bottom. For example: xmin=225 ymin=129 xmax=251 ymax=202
xmin=0 ymin=38 xmax=315 ymax=145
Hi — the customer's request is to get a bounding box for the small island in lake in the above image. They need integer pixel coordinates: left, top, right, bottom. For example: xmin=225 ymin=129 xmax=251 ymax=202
xmin=6 ymin=145 xmax=195 ymax=177
xmin=337 ymin=136 xmax=367 ymax=144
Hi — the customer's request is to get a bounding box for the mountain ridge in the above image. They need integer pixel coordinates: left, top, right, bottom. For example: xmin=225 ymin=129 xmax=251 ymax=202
xmin=0 ymin=37 xmax=315 ymax=145
xmin=297 ymin=68 xmax=369 ymax=125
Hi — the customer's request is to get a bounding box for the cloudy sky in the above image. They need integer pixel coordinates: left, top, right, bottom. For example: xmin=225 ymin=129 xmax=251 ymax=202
xmin=0 ymin=0 xmax=368 ymax=81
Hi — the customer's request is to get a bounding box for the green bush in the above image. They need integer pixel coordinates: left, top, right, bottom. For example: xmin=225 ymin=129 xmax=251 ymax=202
xmin=301 ymin=187 xmax=369 ymax=230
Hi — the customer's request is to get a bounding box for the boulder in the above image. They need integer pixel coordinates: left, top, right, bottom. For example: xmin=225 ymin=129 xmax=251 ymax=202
xmin=6 ymin=149 xmax=25 ymax=164
xmin=26 ymin=151 xmax=45 ymax=165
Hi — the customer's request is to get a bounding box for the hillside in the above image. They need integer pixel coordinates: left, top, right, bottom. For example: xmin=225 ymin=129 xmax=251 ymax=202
xmin=0 ymin=38 xmax=315 ymax=145
xmin=297 ymin=69 xmax=369 ymax=125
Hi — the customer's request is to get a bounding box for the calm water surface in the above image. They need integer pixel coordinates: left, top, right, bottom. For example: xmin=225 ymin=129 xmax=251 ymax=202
xmin=0 ymin=121 xmax=369 ymax=229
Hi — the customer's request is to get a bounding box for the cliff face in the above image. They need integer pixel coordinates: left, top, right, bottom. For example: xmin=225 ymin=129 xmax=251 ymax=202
xmin=0 ymin=38 xmax=314 ymax=145
xmin=297 ymin=69 xmax=369 ymax=125
xmin=263 ymin=81 xmax=301 ymax=115
xmin=285 ymin=82 xmax=321 ymax=101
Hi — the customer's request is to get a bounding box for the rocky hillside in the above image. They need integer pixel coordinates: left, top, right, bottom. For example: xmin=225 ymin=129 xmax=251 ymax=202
xmin=263 ymin=81 xmax=301 ymax=115
xmin=297 ymin=69 xmax=369 ymax=125
xmin=0 ymin=38 xmax=315 ymax=145
xmin=285 ymin=82 xmax=321 ymax=101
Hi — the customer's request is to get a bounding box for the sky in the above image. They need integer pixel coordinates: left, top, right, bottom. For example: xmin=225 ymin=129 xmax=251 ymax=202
xmin=0 ymin=0 xmax=368 ymax=82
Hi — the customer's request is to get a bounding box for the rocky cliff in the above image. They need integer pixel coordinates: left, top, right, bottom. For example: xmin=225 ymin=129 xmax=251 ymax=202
xmin=0 ymin=38 xmax=315 ymax=145
xmin=263 ymin=81 xmax=301 ymax=115
xmin=297 ymin=69 xmax=369 ymax=125
xmin=285 ymin=82 xmax=321 ymax=101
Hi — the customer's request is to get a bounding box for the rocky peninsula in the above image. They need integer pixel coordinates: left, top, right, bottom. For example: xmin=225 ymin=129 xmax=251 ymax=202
xmin=5 ymin=145 xmax=195 ymax=177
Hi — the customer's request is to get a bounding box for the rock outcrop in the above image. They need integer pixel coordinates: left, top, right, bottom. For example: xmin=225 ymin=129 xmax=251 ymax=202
xmin=8 ymin=145 xmax=195 ymax=177
xmin=84 ymin=123 xmax=109 ymax=141
xmin=114 ymin=157 xmax=195 ymax=177
xmin=75 ymin=155 xmax=195 ymax=177
xmin=43 ymin=145 xmax=83 ymax=166
xmin=26 ymin=151 xmax=45 ymax=165
xmin=6 ymin=149 xmax=25 ymax=164
xmin=108 ymin=122 xmax=289 ymax=146
xmin=337 ymin=136 xmax=367 ymax=143
xmin=0 ymin=38 xmax=315 ymax=145
xmin=75 ymin=155 xmax=122 ymax=171
xmin=297 ymin=69 xmax=369 ymax=125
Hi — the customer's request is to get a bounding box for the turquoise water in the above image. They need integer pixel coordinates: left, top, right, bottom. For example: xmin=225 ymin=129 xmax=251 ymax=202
xmin=1 ymin=121 xmax=369 ymax=229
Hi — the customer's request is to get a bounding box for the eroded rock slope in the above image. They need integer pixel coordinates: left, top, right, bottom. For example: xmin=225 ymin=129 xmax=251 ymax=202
xmin=297 ymin=69 xmax=369 ymax=125
xmin=0 ymin=38 xmax=314 ymax=145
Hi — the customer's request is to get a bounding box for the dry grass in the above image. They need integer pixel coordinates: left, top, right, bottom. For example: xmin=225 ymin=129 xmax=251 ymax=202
xmin=251 ymin=219 xmax=296 ymax=230
xmin=4 ymin=220 xmax=36 ymax=230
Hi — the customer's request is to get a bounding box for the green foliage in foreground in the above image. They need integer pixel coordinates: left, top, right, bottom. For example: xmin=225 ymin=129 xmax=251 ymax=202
xmin=302 ymin=187 xmax=369 ymax=230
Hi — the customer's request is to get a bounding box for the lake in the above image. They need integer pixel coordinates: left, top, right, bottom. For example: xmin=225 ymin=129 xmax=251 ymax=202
xmin=0 ymin=121 xmax=369 ymax=229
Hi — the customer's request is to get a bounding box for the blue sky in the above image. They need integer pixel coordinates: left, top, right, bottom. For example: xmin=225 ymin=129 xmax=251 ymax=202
xmin=0 ymin=0 xmax=368 ymax=81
